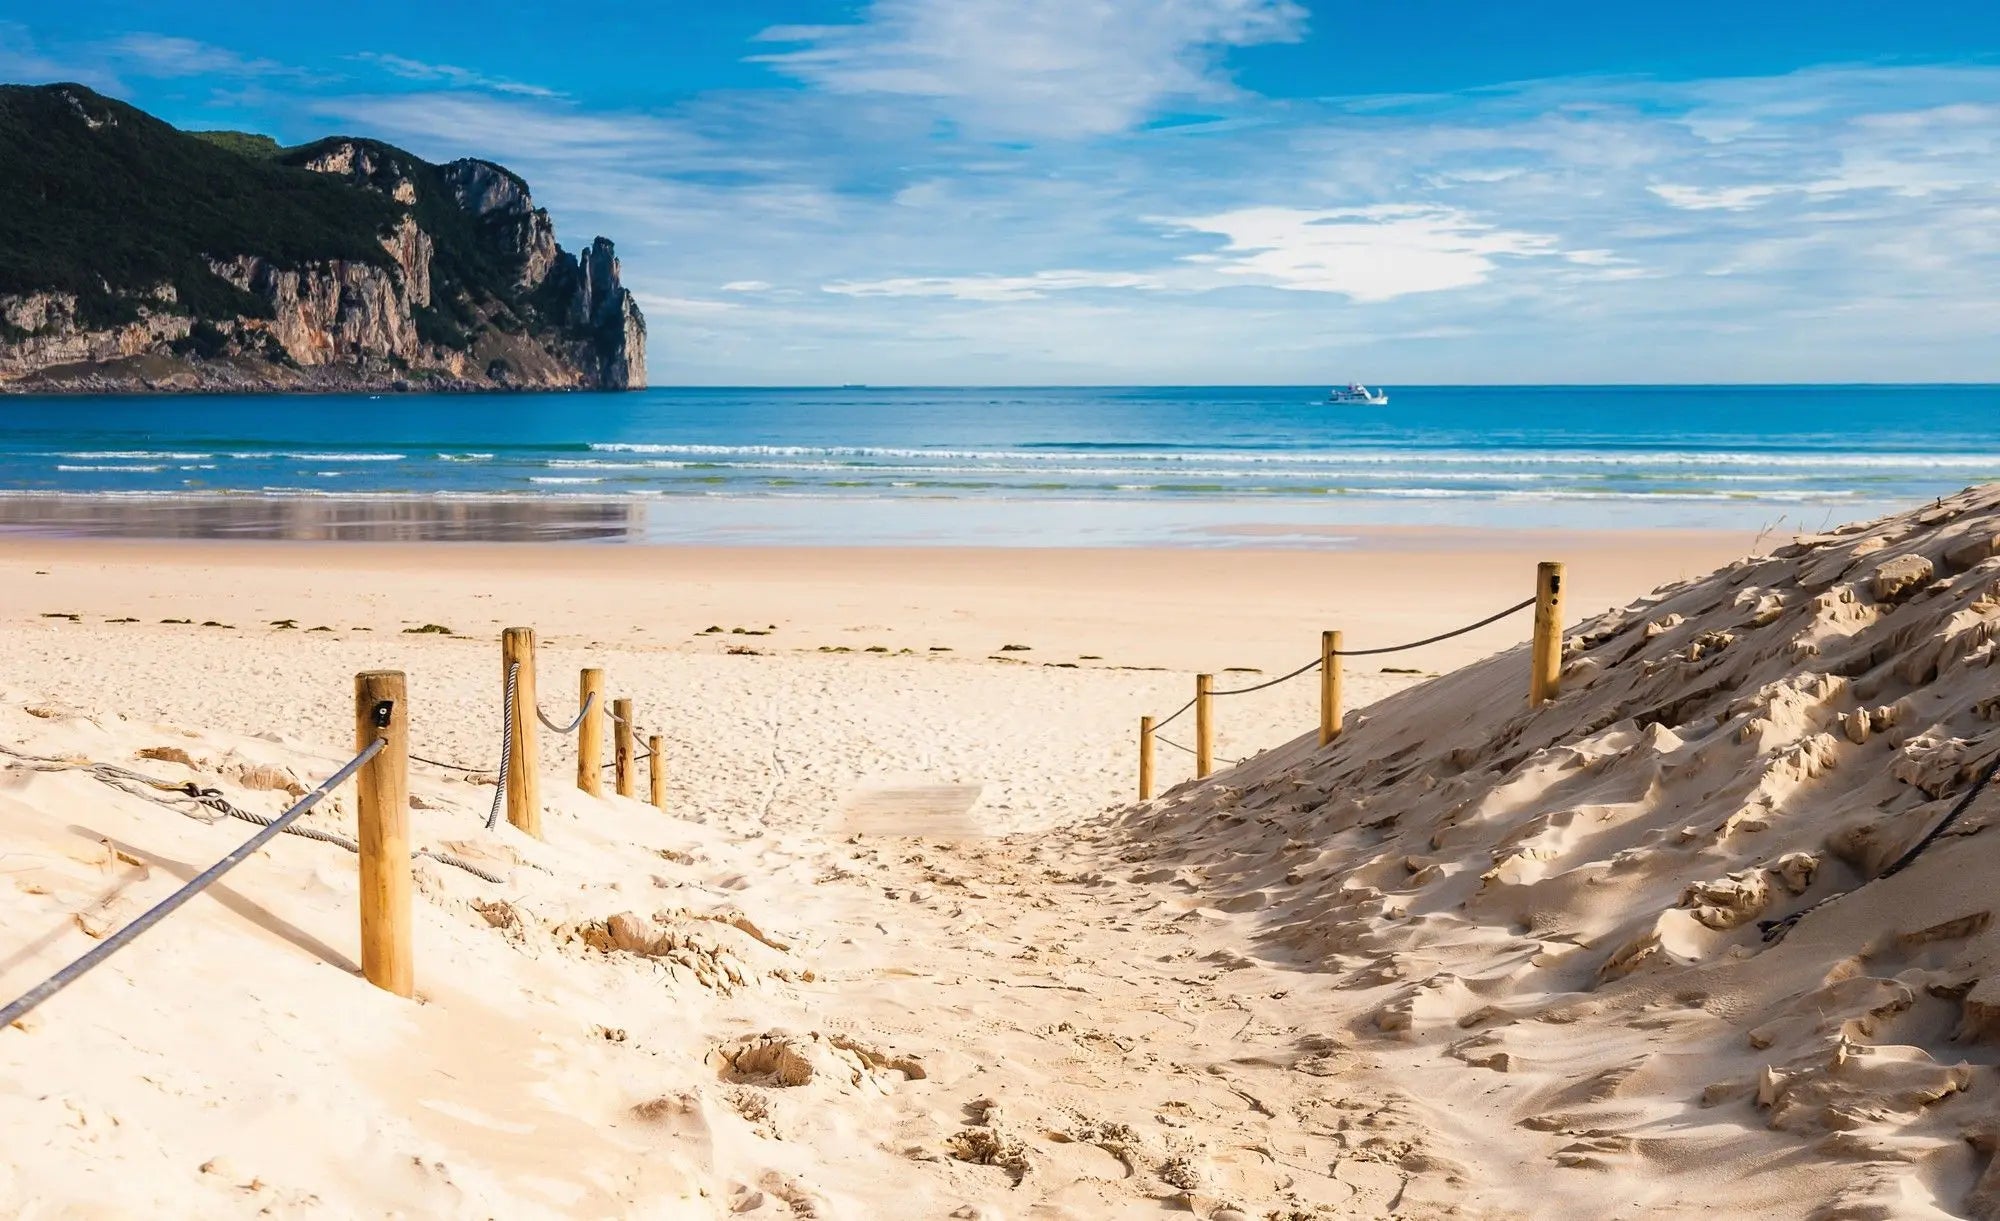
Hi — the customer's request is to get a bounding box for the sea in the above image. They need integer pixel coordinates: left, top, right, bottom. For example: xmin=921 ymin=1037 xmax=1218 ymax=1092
xmin=0 ymin=384 xmax=1992 ymax=546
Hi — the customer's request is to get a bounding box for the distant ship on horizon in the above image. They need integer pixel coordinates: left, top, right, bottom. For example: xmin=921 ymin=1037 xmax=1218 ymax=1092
xmin=1328 ymin=382 xmax=1389 ymax=405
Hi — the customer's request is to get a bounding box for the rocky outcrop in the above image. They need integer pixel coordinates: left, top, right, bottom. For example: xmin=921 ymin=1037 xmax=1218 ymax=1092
xmin=0 ymin=88 xmax=646 ymax=394
xmin=554 ymin=237 xmax=648 ymax=390
xmin=206 ymin=215 xmax=432 ymax=369
xmin=0 ymin=289 xmax=192 ymax=380
xmin=440 ymin=159 xmax=560 ymax=290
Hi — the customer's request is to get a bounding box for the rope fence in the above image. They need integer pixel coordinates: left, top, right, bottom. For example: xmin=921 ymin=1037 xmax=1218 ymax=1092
xmin=0 ymin=730 xmax=388 ymax=1031
xmin=72 ymin=757 xmax=505 ymax=883
xmin=1155 ymin=735 xmax=1241 ymax=768
xmin=1136 ymin=563 xmax=1564 ymax=799
xmin=0 ymin=624 xmax=676 ymax=1031
xmin=538 ymin=690 xmax=596 ymax=735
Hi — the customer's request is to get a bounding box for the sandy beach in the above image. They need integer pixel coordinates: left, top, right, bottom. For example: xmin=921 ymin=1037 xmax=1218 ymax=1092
xmin=7 ymin=513 xmax=1996 ymax=1217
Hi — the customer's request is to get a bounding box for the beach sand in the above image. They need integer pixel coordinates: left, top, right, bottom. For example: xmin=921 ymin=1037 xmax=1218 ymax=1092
xmin=17 ymin=521 xmax=1954 ymax=1218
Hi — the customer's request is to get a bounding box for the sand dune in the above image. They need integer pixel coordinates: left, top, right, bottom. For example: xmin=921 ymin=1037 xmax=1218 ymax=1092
xmin=1127 ymin=485 xmax=2000 ymax=1217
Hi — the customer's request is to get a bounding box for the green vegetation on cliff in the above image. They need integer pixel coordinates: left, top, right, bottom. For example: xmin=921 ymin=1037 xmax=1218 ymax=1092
xmin=0 ymin=85 xmax=401 ymax=327
xmin=0 ymin=82 xmax=645 ymax=390
xmin=188 ymin=130 xmax=283 ymax=159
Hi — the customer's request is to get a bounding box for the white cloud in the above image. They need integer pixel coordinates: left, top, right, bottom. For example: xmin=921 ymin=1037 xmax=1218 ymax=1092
xmin=104 ymin=33 xmax=302 ymax=79
xmin=751 ymin=0 xmax=1307 ymax=139
xmin=1650 ymin=183 xmax=1787 ymax=211
xmin=824 ymin=270 xmax=1166 ymax=301
xmin=633 ymin=293 xmax=741 ymax=317
xmin=721 ymin=280 xmax=774 ymax=292
xmin=311 ymin=93 xmax=718 ymax=164
xmin=1163 ymin=205 xmax=1564 ymax=300
xmin=352 ymin=52 xmax=560 ymax=99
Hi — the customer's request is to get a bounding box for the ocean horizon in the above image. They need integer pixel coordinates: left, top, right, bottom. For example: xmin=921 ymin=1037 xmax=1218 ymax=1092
xmin=0 ymin=383 xmax=1992 ymax=545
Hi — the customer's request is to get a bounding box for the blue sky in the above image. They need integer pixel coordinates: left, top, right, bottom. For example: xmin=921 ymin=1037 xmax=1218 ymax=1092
xmin=2 ymin=1 xmax=1997 ymax=385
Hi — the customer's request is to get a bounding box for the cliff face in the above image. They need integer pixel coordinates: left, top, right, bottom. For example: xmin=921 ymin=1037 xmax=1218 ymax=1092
xmin=0 ymin=85 xmax=647 ymax=393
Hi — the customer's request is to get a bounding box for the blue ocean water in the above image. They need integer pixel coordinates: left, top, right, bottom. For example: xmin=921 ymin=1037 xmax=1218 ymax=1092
xmin=0 ymin=385 xmax=1992 ymax=544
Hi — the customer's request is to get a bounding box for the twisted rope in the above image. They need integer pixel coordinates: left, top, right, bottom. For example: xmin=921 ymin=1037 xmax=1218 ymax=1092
xmin=485 ymin=662 xmax=518 ymax=830
xmin=76 ymin=759 xmax=505 ymax=883
xmin=0 ymin=738 xmax=386 ymax=1031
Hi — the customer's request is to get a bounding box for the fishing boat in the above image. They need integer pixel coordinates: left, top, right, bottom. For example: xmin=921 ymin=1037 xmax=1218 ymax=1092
xmin=1327 ymin=383 xmax=1388 ymax=405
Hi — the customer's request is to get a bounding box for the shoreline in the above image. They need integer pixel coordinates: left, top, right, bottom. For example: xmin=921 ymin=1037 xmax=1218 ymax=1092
xmin=0 ymin=488 xmax=1866 ymax=547
xmin=0 ymin=527 xmax=1760 ymax=676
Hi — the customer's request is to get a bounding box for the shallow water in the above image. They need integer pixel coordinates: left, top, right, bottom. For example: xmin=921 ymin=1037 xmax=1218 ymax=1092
xmin=0 ymin=384 xmax=1990 ymax=544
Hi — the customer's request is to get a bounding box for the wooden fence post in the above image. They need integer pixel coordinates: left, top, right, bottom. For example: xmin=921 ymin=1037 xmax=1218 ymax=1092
xmin=1138 ymin=716 xmax=1155 ymax=801
xmin=577 ymin=667 xmax=605 ymax=796
xmin=614 ymin=698 xmax=636 ymax=798
xmin=501 ymin=627 xmax=541 ymax=837
xmin=355 ymin=670 xmax=412 ymax=998
xmin=1531 ymin=561 xmax=1565 ymax=707
xmin=648 ymin=734 xmax=665 ymax=810
xmin=1195 ymin=674 xmax=1214 ymax=778
xmin=1320 ymin=630 xmax=1343 ymax=746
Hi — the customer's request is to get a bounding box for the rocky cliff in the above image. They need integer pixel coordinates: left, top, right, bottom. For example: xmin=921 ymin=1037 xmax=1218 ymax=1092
xmin=0 ymin=84 xmax=646 ymax=392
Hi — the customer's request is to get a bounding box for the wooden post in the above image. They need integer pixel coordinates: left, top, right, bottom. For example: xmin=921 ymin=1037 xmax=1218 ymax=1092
xmin=1320 ymin=630 xmax=1343 ymax=746
xmin=501 ymin=628 xmax=541 ymax=837
xmin=648 ymin=734 xmax=665 ymax=810
xmin=614 ymin=698 xmax=635 ymax=798
xmin=1195 ymin=674 xmax=1214 ymax=779
xmin=354 ymin=670 xmax=412 ymax=998
xmin=1138 ymin=716 xmax=1155 ymax=801
xmin=577 ymin=667 xmax=605 ymax=796
xmin=1531 ymin=561 xmax=1566 ymax=707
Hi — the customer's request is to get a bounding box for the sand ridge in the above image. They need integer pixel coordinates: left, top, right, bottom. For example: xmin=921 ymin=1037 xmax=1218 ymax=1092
xmin=1125 ymin=485 xmax=2000 ymax=1216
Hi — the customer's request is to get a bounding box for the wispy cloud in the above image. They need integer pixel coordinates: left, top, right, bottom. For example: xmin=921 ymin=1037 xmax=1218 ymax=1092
xmin=825 ymin=269 xmax=1166 ymax=301
xmin=0 ymin=21 xmax=119 ymax=89
xmin=352 ymin=52 xmax=559 ymax=99
xmin=632 ymin=292 xmax=742 ymax=317
xmin=310 ymin=93 xmax=715 ymax=163
xmin=751 ymin=0 xmax=1307 ymax=138
xmin=104 ymin=33 xmax=306 ymax=80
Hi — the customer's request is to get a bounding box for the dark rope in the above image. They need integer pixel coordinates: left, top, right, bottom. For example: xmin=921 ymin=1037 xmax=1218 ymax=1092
xmin=1145 ymin=596 xmax=1538 ymax=723
xmin=1331 ymin=596 xmax=1537 ymax=656
xmin=0 ymin=739 xmax=386 ymax=1031
xmin=1208 ymin=656 xmax=1323 ymax=697
xmin=1154 ymin=735 xmax=1242 ymax=767
xmin=1151 ymin=695 xmax=1199 ymax=733
xmin=1762 ymin=741 xmax=2000 ymax=943
xmin=411 ymin=753 xmax=493 ymax=776
xmin=1879 ymin=745 xmax=2000 ymax=878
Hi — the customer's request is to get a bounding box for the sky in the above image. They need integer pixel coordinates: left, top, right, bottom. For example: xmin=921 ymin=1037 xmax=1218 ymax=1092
xmin=2 ymin=1 xmax=1997 ymax=385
